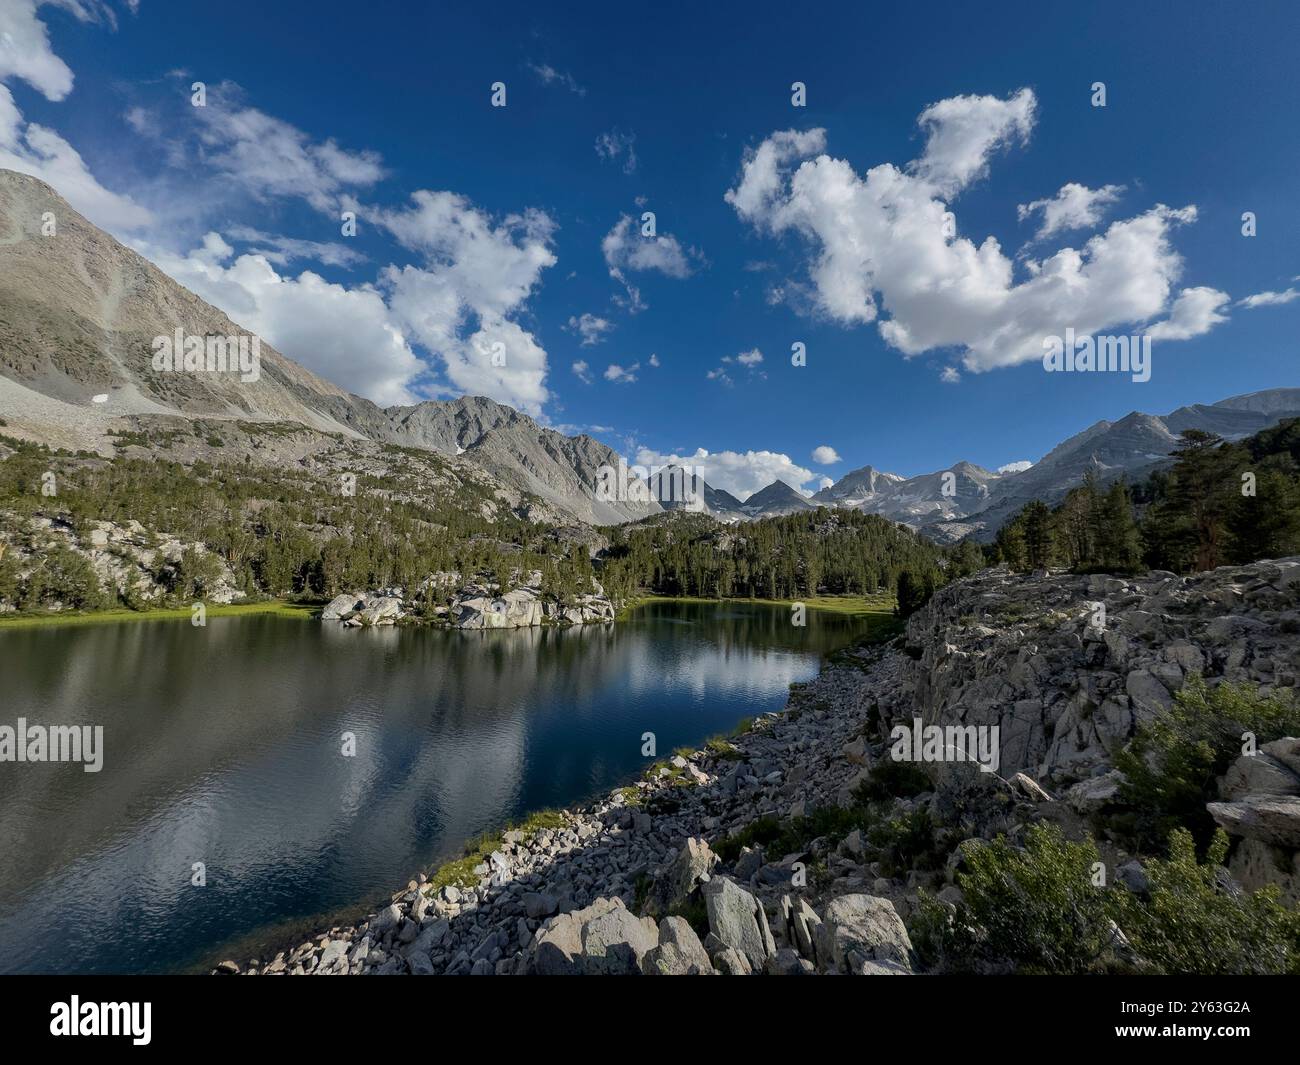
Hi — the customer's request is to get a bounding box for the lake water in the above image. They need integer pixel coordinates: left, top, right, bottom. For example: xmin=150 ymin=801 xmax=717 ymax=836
xmin=0 ymin=601 xmax=870 ymax=974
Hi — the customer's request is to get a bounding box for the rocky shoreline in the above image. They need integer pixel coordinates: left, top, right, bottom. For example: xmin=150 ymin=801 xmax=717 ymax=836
xmin=216 ymin=558 xmax=1300 ymax=975
xmin=320 ymin=571 xmax=616 ymax=629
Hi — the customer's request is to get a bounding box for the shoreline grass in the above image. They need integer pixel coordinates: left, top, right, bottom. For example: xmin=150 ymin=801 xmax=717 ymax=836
xmin=617 ymin=592 xmax=897 ymax=620
xmin=0 ymin=599 xmax=319 ymax=630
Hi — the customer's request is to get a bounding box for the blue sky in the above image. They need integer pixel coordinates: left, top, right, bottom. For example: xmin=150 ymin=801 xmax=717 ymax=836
xmin=2 ymin=0 xmax=1297 ymax=497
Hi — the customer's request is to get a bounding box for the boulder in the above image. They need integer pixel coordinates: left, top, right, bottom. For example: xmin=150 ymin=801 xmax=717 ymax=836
xmin=641 ymin=916 xmax=714 ymax=975
xmin=815 ymin=894 xmax=914 ymax=973
xmin=1063 ymin=770 xmax=1125 ymax=814
xmin=358 ymin=596 xmax=403 ymax=626
xmin=1220 ymin=739 xmax=1300 ymax=800
xmin=527 ymin=897 xmax=658 ymax=975
xmin=322 ymin=593 xmax=364 ymax=620
xmin=1207 ymin=795 xmax=1300 ymax=849
xmin=644 ymin=837 xmax=717 ymax=916
xmin=702 ymin=877 xmax=770 ymax=970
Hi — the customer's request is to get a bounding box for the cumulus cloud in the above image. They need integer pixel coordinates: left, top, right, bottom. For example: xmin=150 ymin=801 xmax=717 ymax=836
xmin=566 ymin=312 xmax=613 ymax=346
xmin=1237 ymin=287 xmax=1300 ymax=309
xmin=0 ymin=3 xmax=150 ymax=230
xmin=1018 ymin=182 xmax=1124 ymax=240
xmin=635 ymin=446 xmax=816 ymax=500
xmin=0 ymin=85 xmax=152 ymax=229
xmin=602 ymin=213 xmax=700 ymax=310
xmin=604 ymin=362 xmax=639 ymax=383
xmin=707 ymin=347 xmax=765 ymax=386
xmin=374 ymin=189 xmax=558 ymax=414
xmin=648 ymin=353 xmax=660 ymax=367
xmin=602 ymin=214 xmax=696 ymax=278
xmin=726 ymin=89 xmax=1228 ymax=373
xmin=139 ymin=233 xmax=423 ymax=405
xmin=571 ymin=359 xmax=592 ymax=384
xmin=1147 ymin=286 xmax=1231 ymax=341
xmin=811 ymin=445 xmax=841 ymax=464
xmin=911 ymin=88 xmax=1036 ymax=196
xmin=0 ymin=0 xmax=79 ymax=100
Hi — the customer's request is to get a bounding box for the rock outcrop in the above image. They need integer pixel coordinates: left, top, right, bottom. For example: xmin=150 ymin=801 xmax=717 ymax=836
xmin=899 ymin=558 xmax=1300 ymax=789
xmin=321 ymin=573 xmax=616 ymax=629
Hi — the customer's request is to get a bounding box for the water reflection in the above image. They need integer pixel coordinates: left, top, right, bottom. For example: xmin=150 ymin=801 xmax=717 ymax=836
xmin=0 ymin=601 xmax=866 ymax=973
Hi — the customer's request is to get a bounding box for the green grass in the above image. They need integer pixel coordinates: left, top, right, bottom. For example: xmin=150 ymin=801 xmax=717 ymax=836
xmin=0 ymin=599 xmax=319 ymax=630
xmin=619 ymin=592 xmax=896 ymax=620
xmin=424 ymin=809 xmax=569 ymax=893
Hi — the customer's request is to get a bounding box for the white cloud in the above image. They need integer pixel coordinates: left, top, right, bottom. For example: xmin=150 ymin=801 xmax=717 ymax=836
xmin=997 ymin=460 xmax=1033 ymax=473
xmin=0 ymin=0 xmax=79 ymax=100
xmin=940 ymin=366 xmax=961 ymax=384
xmin=911 ymin=89 xmax=1036 ymax=195
xmin=1237 ymin=287 xmax=1300 ymax=309
xmin=708 ymin=347 xmax=766 ymax=386
xmin=193 ymin=86 xmax=386 ymax=213
xmin=0 ymin=85 xmax=153 ymax=230
xmin=595 ymin=129 xmax=636 ymax=174
xmin=602 ymin=213 xmax=696 ymax=278
xmin=1018 ymin=182 xmax=1124 ymax=240
xmin=602 ymin=213 xmax=700 ymax=310
xmin=635 ymin=446 xmax=816 ymax=500
xmin=0 ymin=3 xmax=150 ymax=231
xmin=571 ymin=360 xmax=592 ymax=384
xmin=374 ymin=189 xmax=558 ymax=414
xmin=811 ymin=445 xmax=841 ymax=464
xmin=225 ymin=224 xmax=365 ymax=267
xmin=139 ymin=233 xmax=423 ymax=405
xmin=726 ymin=90 xmax=1227 ymax=373
xmin=604 ymin=362 xmax=639 ymax=383
xmin=528 ymin=63 xmax=584 ymax=96
xmin=1147 ymin=286 xmax=1231 ymax=341
xmin=818 ymin=476 xmax=834 ymax=490
xmin=648 ymin=353 xmax=660 ymax=367
xmin=566 ymin=312 xmax=613 ymax=346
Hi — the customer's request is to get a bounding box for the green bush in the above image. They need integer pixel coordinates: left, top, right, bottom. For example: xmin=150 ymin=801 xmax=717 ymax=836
xmin=930 ymin=823 xmax=1114 ymax=974
xmin=1114 ymin=677 xmax=1300 ymax=851
xmin=714 ymin=806 xmax=874 ymax=865
xmin=910 ymin=822 xmax=1300 ymax=975
xmin=1112 ymin=829 xmax=1300 ymax=975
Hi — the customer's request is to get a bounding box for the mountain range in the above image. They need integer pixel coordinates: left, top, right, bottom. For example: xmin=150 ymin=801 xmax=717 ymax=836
xmin=1 ymin=168 xmax=1296 ymax=539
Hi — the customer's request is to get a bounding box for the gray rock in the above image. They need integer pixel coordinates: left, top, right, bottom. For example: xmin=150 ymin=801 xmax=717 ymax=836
xmin=642 ymin=917 xmax=714 ymax=975
xmin=1208 ymin=794 xmax=1300 ymax=848
xmin=702 ymin=877 xmax=770 ymax=970
xmin=527 ymin=897 xmax=658 ymax=975
xmin=815 ymin=894 xmax=914 ymax=973
xmin=370 ymin=903 xmax=403 ymax=936
xmin=523 ymin=891 xmax=558 ymax=919
xmin=645 ymin=836 xmax=717 ymax=916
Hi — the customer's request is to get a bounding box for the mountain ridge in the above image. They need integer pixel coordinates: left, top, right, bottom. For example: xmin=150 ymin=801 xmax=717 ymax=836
xmin=1 ymin=169 xmax=1296 ymax=537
